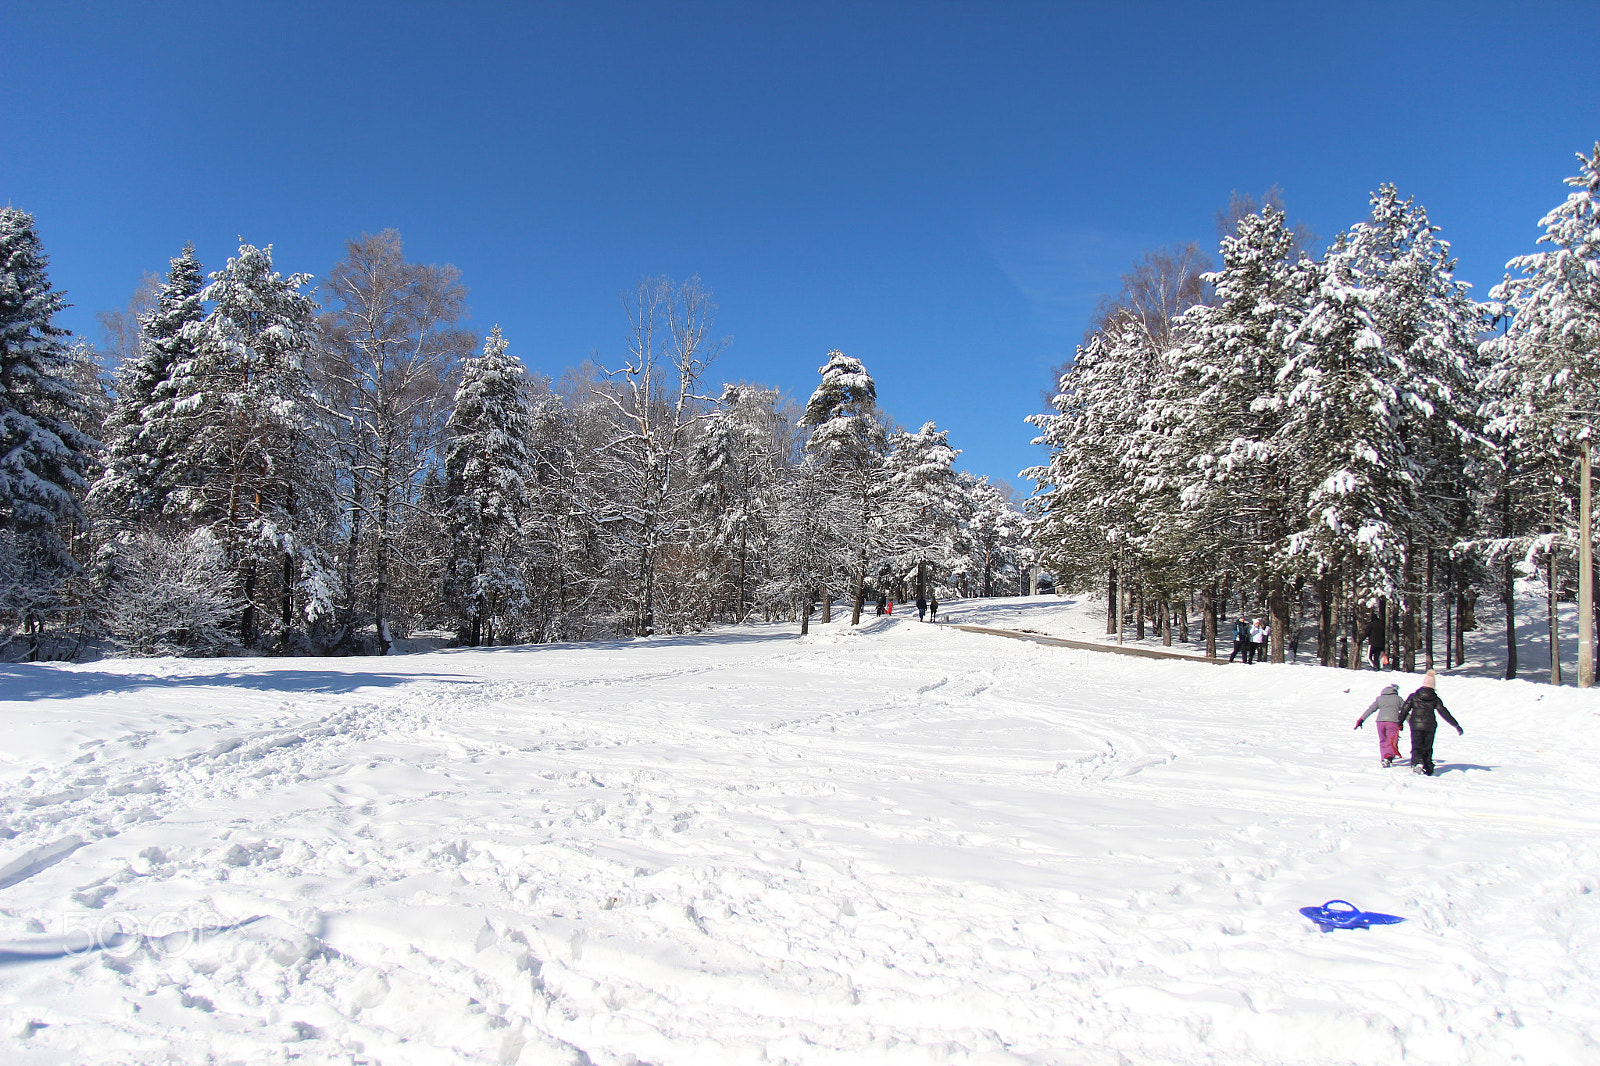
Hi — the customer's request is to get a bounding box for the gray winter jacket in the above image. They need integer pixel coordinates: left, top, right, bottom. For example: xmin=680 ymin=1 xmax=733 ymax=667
xmin=1355 ymin=684 xmax=1404 ymax=727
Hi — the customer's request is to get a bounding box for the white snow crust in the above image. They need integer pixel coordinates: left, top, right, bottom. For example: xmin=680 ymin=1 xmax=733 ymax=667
xmin=0 ymin=596 xmax=1597 ymax=1064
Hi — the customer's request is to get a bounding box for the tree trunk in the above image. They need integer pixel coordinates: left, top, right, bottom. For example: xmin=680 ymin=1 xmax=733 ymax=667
xmin=1584 ymin=438 xmax=1595 ymax=688
xmin=1347 ymin=561 xmax=1363 ymax=670
xmin=1503 ymin=556 xmax=1518 ymax=680
xmin=241 ymin=558 xmax=257 ymax=648
xmin=1503 ymin=478 xmax=1517 ymax=679
xmin=1318 ymin=573 xmax=1334 ymax=666
xmin=1269 ymin=576 xmax=1288 ymax=663
xmin=342 ymin=484 xmax=363 ymax=639
xmin=1161 ymin=600 xmax=1172 ymax=646
xmin=1402 ymin=549 xmax=1417 ymax=672
xmin=1106 ymin=566 xmax=1117 ymax=634
xmin=1202 ymin=584 xmax=1216 ymax=659
xmin=1424 ymin=547 xmax=1435 ymax=672
xmin=1549 ymin=551 xmax=1562 ymax=685
xmin=1134 ymin=575 xmax=1146 ymax=641
xmin=1444 ymin=556 xmax=1453 ymax=670
xmin=281 ymin=549 xmax=295 ymax=648
xmin=374 ymin=487 xmax=391 ymax=655
xmin=638 ymin=538 xmax=656 ymax=637
xmin=737 ymin=527 xmax=749 ymax=623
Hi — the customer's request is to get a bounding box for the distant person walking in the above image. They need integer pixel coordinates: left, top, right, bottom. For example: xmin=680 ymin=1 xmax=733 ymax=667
xmin=1398 ymin=671 xmax=1463 ymax=776
xmin=1364 ymin=609 xmax=1387 ymax=670
xmin=916 ymin=594 xmax=928 ymax=621
xmin=1228 ymin=617 xmax=1250 ymax=663
xmin=928 ymin=595 xmax=938 ymax=622
xmin=1354 ymin=682 xmax=1405 ymax=767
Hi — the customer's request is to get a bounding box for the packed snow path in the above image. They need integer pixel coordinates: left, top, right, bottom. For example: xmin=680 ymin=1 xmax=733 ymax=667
xmin=1 ymin=599 xmax=1597 ymax=1064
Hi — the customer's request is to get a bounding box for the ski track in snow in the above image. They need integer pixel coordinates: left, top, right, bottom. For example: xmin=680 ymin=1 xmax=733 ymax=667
xmin=0 ymin=600 xmax=1596 ymax=1064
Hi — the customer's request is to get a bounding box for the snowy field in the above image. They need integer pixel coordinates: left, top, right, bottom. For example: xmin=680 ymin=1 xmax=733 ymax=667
xmin=1 ymin=597 xmax=1597 ymax=1065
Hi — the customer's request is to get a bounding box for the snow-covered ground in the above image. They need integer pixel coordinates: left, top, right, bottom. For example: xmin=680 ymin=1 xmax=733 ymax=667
xmin=1 ymin=596 xmax=1597 ymax=1064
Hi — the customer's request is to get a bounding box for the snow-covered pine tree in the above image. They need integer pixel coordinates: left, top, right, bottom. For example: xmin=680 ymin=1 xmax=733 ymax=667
xmin=518 ymin=384 xmax=610 ymax=642
xmin=1027 ymin=315 xmax=1168 ymax=631
xmin=1281 ymin=227 xmax=1421 ymax=665
xmin=951 ymin=473 xmax=1032 ymax=599
xmin=800 ymin=350 xmax=890 ymax=625
xmin=174 ymin=241 xmax=336 ymax=649
xmin=762 ymin=455 xmax=854 ymax=635
xmin=1167 ymin=206 xmax=1305 ymax=660
xmin=1483 ymin=144 xmax=1600 ymax=680
xmin=0 ymin=208 xmax=101 ymax=652
xmin=882 ymin=420 xmax=960 ymax=606
xmin=444 ymin=326 xmax=538 ymax=646
xmin=1334 ymin=186 xmax=1485 ymax=670
xmin=89 ymin=244 xmax=205 ymax=530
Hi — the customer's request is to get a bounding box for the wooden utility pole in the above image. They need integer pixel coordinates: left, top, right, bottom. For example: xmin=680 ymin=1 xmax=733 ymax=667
xmin=1581 ymin=438 xmax=1594 ymax=688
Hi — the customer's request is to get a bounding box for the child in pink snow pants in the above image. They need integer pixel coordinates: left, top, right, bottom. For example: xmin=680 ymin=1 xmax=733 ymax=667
xmin=1354 ymin=682 xmax=1404 ymax=767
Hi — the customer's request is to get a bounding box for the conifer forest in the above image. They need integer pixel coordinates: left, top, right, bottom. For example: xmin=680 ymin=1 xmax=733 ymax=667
xmin=3 ymin=146 xmax=1599 ymax=676
xmin=1027 ymin=147 xmax=1600 ymax=680
xmin=0 ymin=224 xmax=1029 ymax=660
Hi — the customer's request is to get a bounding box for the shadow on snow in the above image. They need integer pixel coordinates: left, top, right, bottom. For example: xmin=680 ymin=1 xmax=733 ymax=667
xmin=0 ymin=664 xmax=476 ymax=703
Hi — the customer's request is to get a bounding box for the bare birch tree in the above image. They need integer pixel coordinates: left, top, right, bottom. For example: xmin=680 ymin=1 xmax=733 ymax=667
xmin=317 ymin=230 xmax=471 ymax=652
xmin=590 ymin=277 xmax=726 ymax=636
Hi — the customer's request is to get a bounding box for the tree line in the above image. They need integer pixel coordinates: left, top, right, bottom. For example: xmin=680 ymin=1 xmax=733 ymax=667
xmin=0 ymin=222 xmax=1031 ymax=659
xmin=1027 ymin=146 xmax=1600 ymax=680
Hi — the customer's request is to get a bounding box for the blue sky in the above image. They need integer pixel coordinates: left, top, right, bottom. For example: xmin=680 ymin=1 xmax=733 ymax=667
xmin=6 ymin=1 xmax=1598 ymax=490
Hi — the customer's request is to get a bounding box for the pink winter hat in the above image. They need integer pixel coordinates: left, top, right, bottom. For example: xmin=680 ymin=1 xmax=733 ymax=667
xmin=1424 ymin=669 xmax=1437 ymax=688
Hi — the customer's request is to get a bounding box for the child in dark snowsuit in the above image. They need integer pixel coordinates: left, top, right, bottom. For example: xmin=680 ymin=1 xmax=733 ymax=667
xmin=1354 ymin=682 xmax=1404 ymax=766
xmin=1398 ymin=670 xmax=1463 ymax=776
xmin=1228 ymin=618 xmax=1250 ymax=663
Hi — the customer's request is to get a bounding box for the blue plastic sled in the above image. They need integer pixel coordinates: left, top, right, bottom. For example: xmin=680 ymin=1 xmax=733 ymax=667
xmin=1299 ymin=900 xmax=1406 ymax=932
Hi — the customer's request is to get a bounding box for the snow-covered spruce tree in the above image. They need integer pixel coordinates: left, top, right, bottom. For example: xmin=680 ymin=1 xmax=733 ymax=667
xmin=89 ymin=244 xmax=205 ymax=531
xmin=1166 ymin=206 xmax=1305 ymax=660
xmin=100 ymin=527 xmax=240 ymax=656
xmin=1041 ymin=243 xmax=1210 ymax=643
xmin=800 ymin=350 xmax=894 ymax=625
xmin=762 ymin=455 xmax=855 ymax=635
xmin=173 ymin=241 xmax=337 ymax=650
xmin=882 ymin=420 xmax=961 ymax=605
xmin=950 ymin=473 xmax=1032 ymax=599
xmin=1285 ymin=186 xmax=1485 ymax=669
xmin=443 ymin=326 xmax=537 ymax=646
xmin=1283 ymin=235 xmax=1410 ymax=665
xmin=689 ymin=384 xmax=791 ymax=624
xmin=1483 ymin=144 xmax=1600 ymax=679
xmin=0 ymin=208 xmax=101 ymax=654
xmin=517 ymin=383 xmax=612 ymax=642
xmin=317 ymin=230 xmax=470 ymax=653
xmin=1028 ymin=314 xmax=1172 ymax=635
